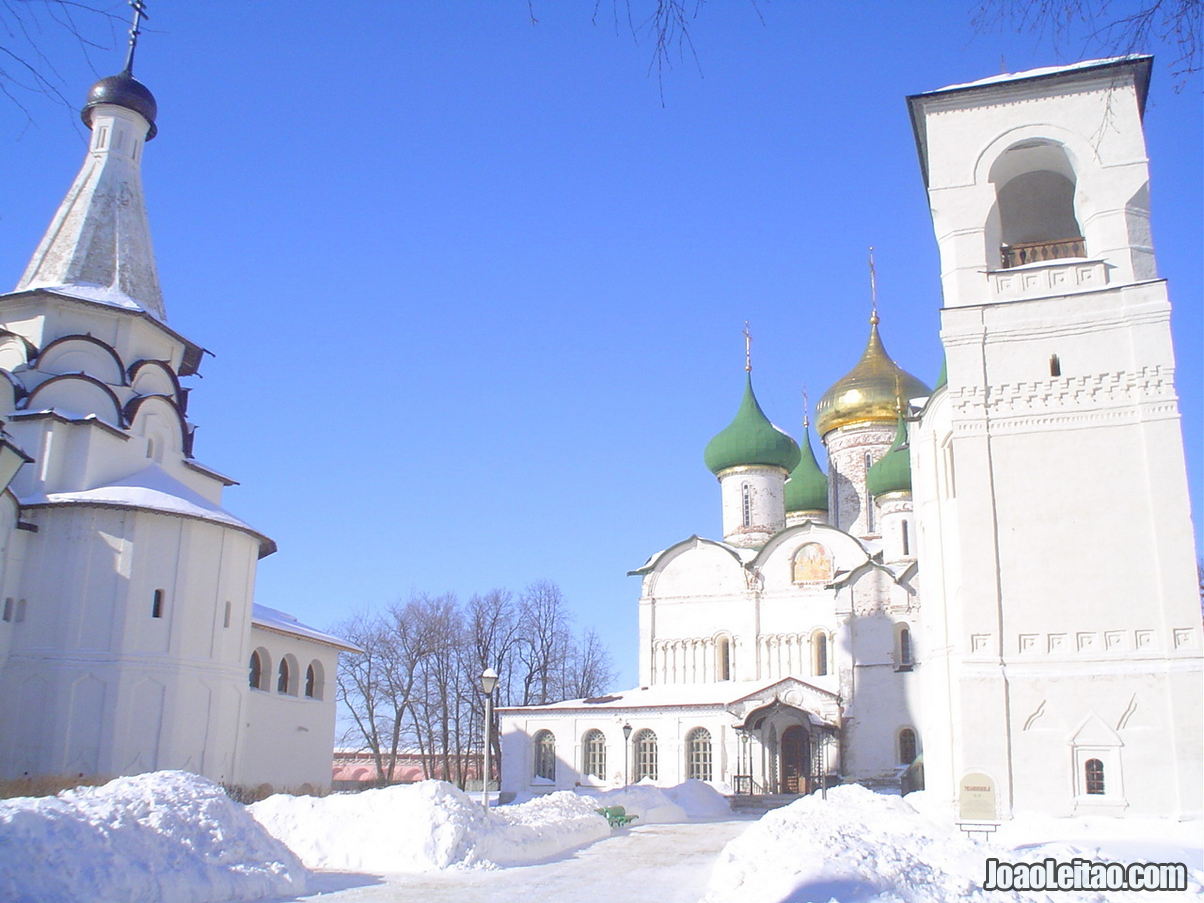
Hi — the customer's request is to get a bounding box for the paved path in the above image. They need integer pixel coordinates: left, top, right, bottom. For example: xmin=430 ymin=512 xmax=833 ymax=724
xmin=268 ymin=817 xmax=755 ymax=903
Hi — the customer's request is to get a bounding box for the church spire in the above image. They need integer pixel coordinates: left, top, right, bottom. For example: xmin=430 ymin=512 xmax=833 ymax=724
xmin=14 ymin=0 xmax=165 ymax=320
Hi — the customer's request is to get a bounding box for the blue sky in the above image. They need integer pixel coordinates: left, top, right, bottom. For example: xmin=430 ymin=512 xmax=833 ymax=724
xmin=1 ymin=2 xmax=1199 ymax=690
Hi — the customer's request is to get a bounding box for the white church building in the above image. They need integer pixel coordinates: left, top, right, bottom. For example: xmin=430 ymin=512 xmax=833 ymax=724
xmin=499 ymin=56 xmax=1202 ymax=820
xmin=0 ymin=61 xmax=356 ymax=793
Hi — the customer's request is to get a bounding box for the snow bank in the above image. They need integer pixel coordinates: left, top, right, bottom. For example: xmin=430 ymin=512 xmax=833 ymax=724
xmin=586 ymin=780 xmax=732 ymax=822
xmin=703 ymin=785 xmax=1204 ymax=903
xmin=250 ymin=781 xmax=609 ymax=873
xmin=0 ymin=771 xmax=307 ymax=903
xmin=702 ymin=784 xmax=1028 ymax=903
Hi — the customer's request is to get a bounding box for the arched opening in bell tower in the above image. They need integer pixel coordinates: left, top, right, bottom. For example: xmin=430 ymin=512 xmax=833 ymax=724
xmin=988 ymin=140 xmax=1085 ymax=268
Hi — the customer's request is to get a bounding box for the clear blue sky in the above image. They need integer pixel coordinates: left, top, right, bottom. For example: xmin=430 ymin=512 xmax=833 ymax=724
xmin=1 ymin=3 xmax=1200 ymax=690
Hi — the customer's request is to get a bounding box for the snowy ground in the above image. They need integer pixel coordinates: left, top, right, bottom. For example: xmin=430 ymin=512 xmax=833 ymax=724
xmin=2 ymin=772 xmax=1200 ymax=903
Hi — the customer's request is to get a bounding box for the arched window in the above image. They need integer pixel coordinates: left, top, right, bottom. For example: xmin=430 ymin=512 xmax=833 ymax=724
xmin=792 ymin=543 xmax=833 ymax=584
xmin=583 ymin=729 xmax=606 ymax=780
xmin=633 ymin=729 xmax=658 ymax=782
xmin=533 ymin=730 xmax=556 ymax=781
xmin=277 ymin=658 xmax=291 ymax=694
xmin=991 ymin=142 xmax=1084 ymax=268
xmin=716 ymin=636 xmax=731 ymax=681
xmin=741 ymin=483 xmax=752 ymax=527
xmin=248 ymin=649 xmax=267 ymax=690
xmin=812 ymin=630 xmax=829 ymax=677
xmin=686 ymin=727 xmax=712 ymax=781
xmin=1085 ymin=758 xmax=1105 ymax=795
xmin=898 ymin=626 xmax=913 ymax=670
xmin=899 ymin=728 xmax=918 ymax=765
xmin=305 ymin=661 xmax=324 ymax=699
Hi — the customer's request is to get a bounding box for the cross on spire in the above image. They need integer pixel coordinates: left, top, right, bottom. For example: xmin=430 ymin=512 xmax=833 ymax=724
xmin=802 ymin=387 xmax=810 ymax=430
xmin=868 ymin=246 xmax=879 ymax=325
xmin=743 ymin=321 xmax=752 ymax=372
xmin=123 ymin=1 xmax=150 ymax=75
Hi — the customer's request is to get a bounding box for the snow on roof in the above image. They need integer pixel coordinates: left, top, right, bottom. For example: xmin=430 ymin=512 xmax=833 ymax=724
xmin=252 ymin=603 xmax=362 ymax=652
xmin=629 ymin=535 xmax=755 ymax=575
xmin=926 ymin=55 xmax=1149 ymax=95
xmin=18 ymin=464 xmax=275 ymax=555
xmin=499 ymin=678 xmax=835 ymax=716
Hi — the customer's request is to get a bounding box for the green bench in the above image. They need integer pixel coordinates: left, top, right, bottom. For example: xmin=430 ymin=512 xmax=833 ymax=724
xmin=596 ymin=805 xmax=638 ymax=828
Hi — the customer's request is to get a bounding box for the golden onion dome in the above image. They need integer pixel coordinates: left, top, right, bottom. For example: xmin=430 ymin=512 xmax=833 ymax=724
xmin=815 ymin=314 xmax=930 ymax=437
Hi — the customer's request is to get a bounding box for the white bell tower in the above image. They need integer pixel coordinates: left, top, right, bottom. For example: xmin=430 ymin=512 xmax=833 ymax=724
xmin=908 ymin=57 xmax=1201 ymax=818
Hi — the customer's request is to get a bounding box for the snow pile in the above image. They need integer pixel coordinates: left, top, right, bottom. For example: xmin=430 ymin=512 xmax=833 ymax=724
xmin=250 ymin=780 xmax=609 ymax=873
xmin=702 ymin=784 xmax=1029 ymax=903
xmin=0 ymin=771 xmax=308 ymax=903
xmin=587 ymin=779 xmax=731 ymax=822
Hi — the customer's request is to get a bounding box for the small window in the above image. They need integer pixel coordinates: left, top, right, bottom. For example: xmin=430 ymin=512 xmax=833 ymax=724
xmin=2 ymin=598 xmax=11 ymax=622
xmin=741 ymin=483 xmax=752 ymax=527
xmin=812 ymin=631 xmax=829 ymax=677
xmin=305 ymin=663 xmax=319 ymax=698
xmin=151 ymin=589 xmax=164 ymax=619
xmin=248 ymin=650 xmax=265 ymax=689
xmin=716 ymin=636 xmax=731 ymax=681
xmin=277 ymin=658 xmax=291 ymax=694
xmin=583 ymin=729 xmax=606 ymax=780
xmin=1049 ymin=354 xmax=1061 ymax=377
xmin=899 ymin=728 xmax=918 ymax=765
xmin=898 ymin=626 xmax=913 ymax=670
xmin=534 ymin=730 xmax=556 ymax=781
xmin=223 ymin=601 xmax=232 ymax=629
xmin=634 ymin=729 xmax=658 ymax=782
xmin=1085 ymin=758 xmax=1105 ymax=795
xmin=901 ymin=520 xmax=910 ymax=556
xmin=686 ymin=727 xmax=712 ymax=781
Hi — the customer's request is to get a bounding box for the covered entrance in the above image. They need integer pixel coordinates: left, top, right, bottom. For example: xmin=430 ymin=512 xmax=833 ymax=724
xmin=730 ymin=697 xmax=838 ymax=797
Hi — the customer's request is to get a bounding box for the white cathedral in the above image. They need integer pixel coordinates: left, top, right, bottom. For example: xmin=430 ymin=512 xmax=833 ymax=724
xmin=499 ymin=56 xmax=1203 ymax=820
xmin=0 ymin=63 xmax=355 ymax=792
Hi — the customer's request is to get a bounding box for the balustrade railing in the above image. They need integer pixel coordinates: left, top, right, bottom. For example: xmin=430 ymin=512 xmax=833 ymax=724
xmin=1000 ymin=236 xmax=1086 ymax=268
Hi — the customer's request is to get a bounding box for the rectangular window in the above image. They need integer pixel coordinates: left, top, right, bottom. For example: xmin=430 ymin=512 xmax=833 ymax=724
xmin=2 ymin=598 xmax=11 ymax=622
xmin=902 ymin=521 xmax=910 ymax=556
xmin=223 ymin=601 xmax=232 ymax=629
xmin=151 ymin=589 xmax=164 ymax=619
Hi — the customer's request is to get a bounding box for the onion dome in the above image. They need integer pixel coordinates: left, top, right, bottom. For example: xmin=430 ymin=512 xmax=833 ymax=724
xmin=815 ymin=314 xmax=930 ymax=436
xmin=784 ymin=426 xmax=828 ymax=513
xmin=705 ymin=374 xmax=801 ymax=476
xmin=82 ymin=71 xmax=158 ymax=139
xmin=933 ymin=355 xmax=948 ymax=390
xmin=866 ymin=415 xmax=912 ymax=497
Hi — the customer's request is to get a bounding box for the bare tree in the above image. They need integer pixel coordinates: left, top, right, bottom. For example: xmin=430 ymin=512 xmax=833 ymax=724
xmin=973 ymin=1 xmax=1202 ymax=82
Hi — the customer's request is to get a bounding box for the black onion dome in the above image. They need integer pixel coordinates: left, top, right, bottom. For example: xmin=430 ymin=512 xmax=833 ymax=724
xmin=82 ymin=72 xmax=158 ymax=139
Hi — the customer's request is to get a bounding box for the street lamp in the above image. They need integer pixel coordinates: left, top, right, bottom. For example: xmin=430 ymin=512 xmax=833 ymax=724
xmin=622 ymin=722 xmax=633 ymax=786
xmin=480 ymin=667 xmax=499 ymax=810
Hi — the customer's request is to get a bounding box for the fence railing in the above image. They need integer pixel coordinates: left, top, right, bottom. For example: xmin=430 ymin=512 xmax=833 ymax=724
xmin=1000 ymin=236 xmax=1086 ymax=268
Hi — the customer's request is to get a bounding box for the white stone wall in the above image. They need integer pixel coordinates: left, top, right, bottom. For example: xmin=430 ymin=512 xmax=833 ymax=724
xmin=823 ymin=423 xmax=896 ymax=537
xmin=717 ymin=465 xmax=786 ymax=547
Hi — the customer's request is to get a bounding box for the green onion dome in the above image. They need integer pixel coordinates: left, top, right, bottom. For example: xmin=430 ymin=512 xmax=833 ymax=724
xmin=866 ymin=415 xmax=912 ymax=497
xmin=933 ymin=354 xmax=948 ymax=390
xmin=785 ymin=426 xmax=828 ymax=512
xmin=704 ymin=373 xmax=801 ymax=476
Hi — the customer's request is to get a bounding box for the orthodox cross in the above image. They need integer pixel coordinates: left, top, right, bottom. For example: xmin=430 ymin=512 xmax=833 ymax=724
xmin=802 ymin=387 xmax=810 ymax=430
xmin=743 ymin=321 xmax=752 ymax=372
xmin=868 ymin=245 xmax=880 ymax=324
xmin=123 ymin=1 xmax=150 ymax=75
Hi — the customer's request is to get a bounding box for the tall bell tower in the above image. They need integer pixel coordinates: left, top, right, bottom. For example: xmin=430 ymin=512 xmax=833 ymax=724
xmin=908 ymin=57 xmax=1201 ymax=818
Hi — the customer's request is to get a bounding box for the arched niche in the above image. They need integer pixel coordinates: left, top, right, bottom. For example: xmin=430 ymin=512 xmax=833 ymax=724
xmin=987 ymin=140 xmax=1085 ymax=268
xmin=35 ymin=335 xmax=125 ymax=386
xmin=26 ymin=374 xmax=122 ymax=426
xmin=125 ymin=395 xmax=188 ymax=462
xmin=128 ymin=359 xmax=182 ymax=404
xmin=0 ymin=371 xmax=22 ymax=416
xmin=792 ymin=542 xmax=834 ymax=584
xmin=0 ymin=332 xmax=35 ymax=372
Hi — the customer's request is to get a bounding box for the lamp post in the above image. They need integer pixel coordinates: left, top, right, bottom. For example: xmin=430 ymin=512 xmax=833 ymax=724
xmin=622 ymin=722 xmax=632 ymax=786
xmin=480 ymin=667 xmax=499 ymax=810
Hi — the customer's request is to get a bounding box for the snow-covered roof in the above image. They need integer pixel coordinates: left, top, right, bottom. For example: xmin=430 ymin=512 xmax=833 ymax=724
xmin=628 ymin=535 xmax=755 ymax=576
xmin=19 ymin=464 xmax=275 ymax=556
xmin=927 ymin=55 xmax=1149 ymax=94
xmin=252 ymin=604 xmax=362 ymax=652
xmin=499 ymin=677 xmax=837 ymax=715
